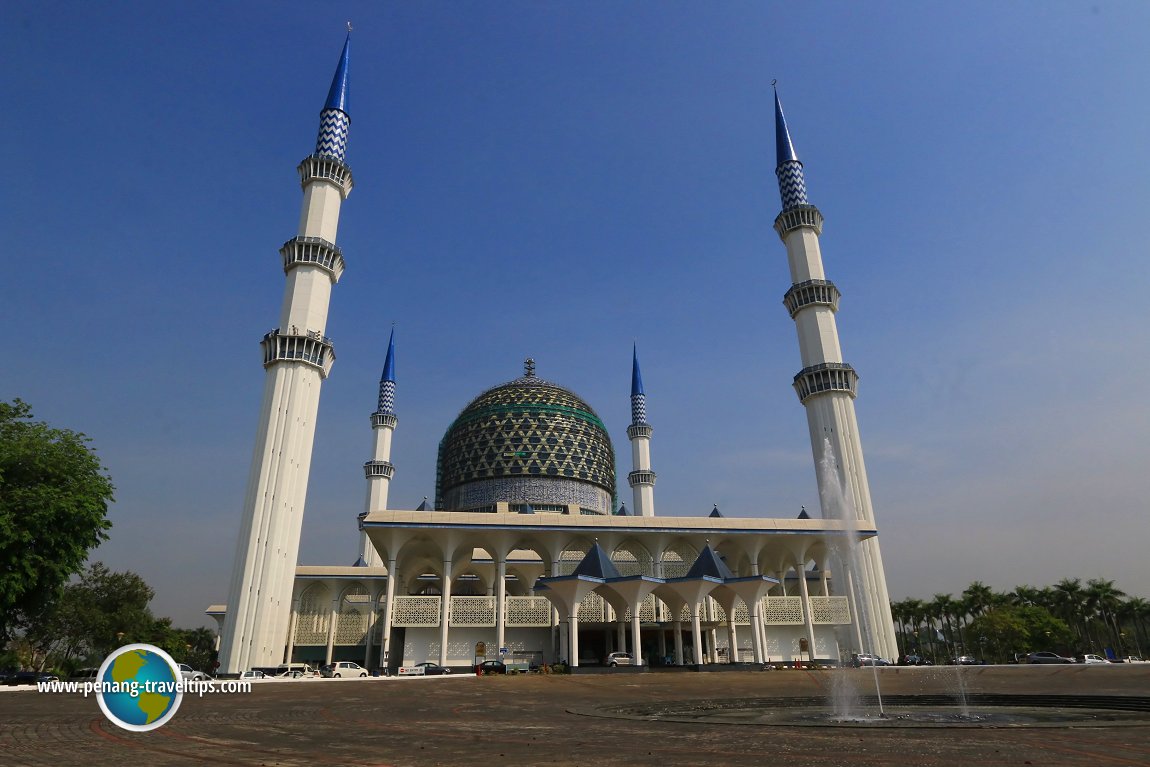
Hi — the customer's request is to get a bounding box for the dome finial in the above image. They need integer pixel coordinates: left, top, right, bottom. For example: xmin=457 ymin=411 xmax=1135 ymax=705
xmin=524 ymin=358 xmax=536 ymax=377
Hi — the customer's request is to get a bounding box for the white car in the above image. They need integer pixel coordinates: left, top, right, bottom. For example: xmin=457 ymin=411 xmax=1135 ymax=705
xmin=1081 ymin=654 xmax=1111 ymax=664
xmin=239 ymin=670 xmax=268 ymax=680
xmin=606 ymin=652 xmax=634 ymax=667
xmin=321 ymin=661 xmax=368 ymax=678
xmin=178 ymin=663 xmax=209 ymax=681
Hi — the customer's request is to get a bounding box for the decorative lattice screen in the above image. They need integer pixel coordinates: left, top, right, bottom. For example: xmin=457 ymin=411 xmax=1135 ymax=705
xmin=809 ymin=596 xmax=851 ymax=624
xmin=450 ymin=596 xmax=495 ymax=627
xmin=392 ymin=596 xmax=441 ymax=627
xmin=762 ymin=596 xmax=805 ymax=625
xmin=293 ymin=585 xmax=330 ymax=645
xmin=507 ymin=596 xmax=552 ymax=627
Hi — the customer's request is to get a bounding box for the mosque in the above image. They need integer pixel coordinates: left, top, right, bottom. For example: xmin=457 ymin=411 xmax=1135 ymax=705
xmin=210 ymin=34 xmax=899 ymax=674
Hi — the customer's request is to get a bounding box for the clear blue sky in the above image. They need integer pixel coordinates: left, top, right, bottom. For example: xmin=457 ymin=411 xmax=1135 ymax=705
xmin=4 ymin=2 xmax=1148 ymax=628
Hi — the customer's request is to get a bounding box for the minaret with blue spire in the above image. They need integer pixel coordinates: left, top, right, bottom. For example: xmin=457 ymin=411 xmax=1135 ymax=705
xmin=359 ymin=329 xmax=398 ymax=567
xmin=220 ymin=32 xmax=355 ymax=675
xmin=771 ymin=85 xmax=897 ymax=662
xmin=626 ymin=345 xmax=657 ymax=517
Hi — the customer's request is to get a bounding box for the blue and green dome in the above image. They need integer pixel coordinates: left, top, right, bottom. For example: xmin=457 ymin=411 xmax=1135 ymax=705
xmin=435 ymin=364 xmax=616 ymax=513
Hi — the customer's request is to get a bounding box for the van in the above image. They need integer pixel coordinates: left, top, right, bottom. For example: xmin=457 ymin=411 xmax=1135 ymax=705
xmin=275 ymin=663 xmax=314 ymax=678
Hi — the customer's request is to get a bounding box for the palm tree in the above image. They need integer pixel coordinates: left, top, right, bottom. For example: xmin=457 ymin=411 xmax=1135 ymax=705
xmin=961 ymin=582 xmax=996 ymax=618
xmin=1085 ymin=579 xmax=1127 ymax=655
xmin=1117 ymin=597 xmax=1149 ymax=659
xmin=1052 ymin=578 xmax=1088 ymax=645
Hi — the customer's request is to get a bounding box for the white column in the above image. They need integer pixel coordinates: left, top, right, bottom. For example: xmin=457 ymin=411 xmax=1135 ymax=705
xmin=438 ymin=561 xmax=452 ymax=667
xmin=691 ymin=604 xmax=704 ymax=665
xmin=325 ymin=597 xmax=339 ymax=665
xmin=496 ymin=557 xmax=507 ymax=653
xmin=630 ymin=613 xmax=643 ymax=666
xmin=751 ymin=599 xmax=764 ymax=664
xmin=284 ymin=598 xmax=300 ymax=665
xmin=798 ymin=564 xmax=818 ymax=664
xmin=381 ymin=559 xmax=397 ymax=667
xmin=727 ymin=617 xmax=739 ymax=664
xmin=845 ymin=566 xmax=865 ymax=655
xmin=569 ymin=615 xmax=580 ymax=667
xmin=673 ymin=620 xmax=685 ymax=665
xmin=363 ymin=587 xmax=378 ymax=671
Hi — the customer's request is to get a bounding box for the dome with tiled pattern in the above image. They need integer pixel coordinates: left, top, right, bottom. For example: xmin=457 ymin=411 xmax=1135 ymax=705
xmin=435 ymin=365 xmax=616 ymax=514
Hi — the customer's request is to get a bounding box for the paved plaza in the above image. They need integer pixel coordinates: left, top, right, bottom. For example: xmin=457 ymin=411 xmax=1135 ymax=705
xmin=2 ymin=666 xmax=1148 ymax=766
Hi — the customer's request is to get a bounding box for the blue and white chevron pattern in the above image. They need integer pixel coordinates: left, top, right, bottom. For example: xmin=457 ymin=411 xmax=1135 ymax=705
xmin=377 ymin=380 xmax=396 ymax=415
xmin=631 ymin=393 xmax=647 ymax=425
xmin=316 ymin=109 xmax=350 ymax=161
xmin=776 ymin=160 xmax=809 ymax=210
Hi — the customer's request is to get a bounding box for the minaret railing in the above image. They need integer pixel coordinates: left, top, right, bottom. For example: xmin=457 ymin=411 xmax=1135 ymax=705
xmin=783 ymin=279 xmax=841 ymax=318
xmin=260 ymin=328 xmax=335 ymax=377
xmin=773 ymin=204 xmax=824 ymax=238
xmin=298 ymin=154 xmax=354 ymax=198
xmin=280 ymin=236 xmax=346 ymax=281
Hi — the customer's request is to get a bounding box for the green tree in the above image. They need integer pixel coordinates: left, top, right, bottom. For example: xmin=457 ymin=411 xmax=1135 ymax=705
xmin=966 ymin=605 xmax=1073 ymax=662
xmin=22 ymin=562 xmax=155 ymax=669
xmin=0 ymin=400 xmax=114 ymax=641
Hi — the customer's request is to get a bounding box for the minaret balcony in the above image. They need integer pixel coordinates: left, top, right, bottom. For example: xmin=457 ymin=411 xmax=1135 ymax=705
xmin=260 ymin=328 xmax=335 ymax=378
xmin=280 ymin=236 xmax=346 ymax=282
xmin=793 ymin=362 xmax=858 ymax=403
xmin=298 ymin=154 xmax=354 ymax=199
xmin=773 ymin=204 xmax=824 ymax=239
xmin=627 ymin=470 xmax=657 ymax=487
xmin=783 ymin=279 xmax=841 ymax=318
xmin=627 ymin=423 xmax=653 ymax=440
xmin=371 ymin=412 xmax=398 ymax=429
xmin=364 ymin=460 xmax=395 ymax=479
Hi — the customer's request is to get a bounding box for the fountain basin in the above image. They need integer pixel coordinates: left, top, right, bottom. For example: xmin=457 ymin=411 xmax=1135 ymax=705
xmin=571 ymin=694 xmax=1150 ymax=728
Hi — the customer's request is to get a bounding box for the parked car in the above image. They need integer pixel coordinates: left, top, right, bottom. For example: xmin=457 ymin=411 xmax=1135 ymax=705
xmin=1080 ymin=654 xmax=1111 ymax=664
xmin=1026 ymin=652 xmax=1075 ymax=664
xmin=413 ymin=662 xmax=451 ymax=676
xmin=606 ymin=652 xmax=634 ymax=667
xmin=178 ymin=663 xmax=210 ymax=681
xmin=69 ymin=668 xmax=100 ymax=682
xmin=239 ymin=670 xmax=267 ymax=679
xmin=320 ymin=661 xmax=368 ymax=678
xmin=477 ymin=660 xmax=507 ymax=675
xmin=899 ymin=654 xmax=933 ymax=666
xmin=952 ymin=655 xmax=979 ymax=665
xmin=275 ymin=663 xmax=314 ymax=678
xmin=852 ymin=653 xmax=891 ymax=667
xmin=6 ymin=671 xmax=58 ymax=685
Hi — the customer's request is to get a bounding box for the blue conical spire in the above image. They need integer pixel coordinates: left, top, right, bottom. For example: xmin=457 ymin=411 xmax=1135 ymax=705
xmin=325 ymin=33 xmax=351 ymax=114
xmin=631 ymin=344 xmax=645 ymax=397
xmin=772 ymin=84 xmax=810 ymax=211
xmin=316 ymin=32 xmax=351 ymax=161
xmin=630 ymin=345 xmax=647 ymax=425
xmin=381 ymin=329 xmax=396 ymax=383
xmin=376 ymin=329 xmax=396 ymax=414
xmin=773 ymin=86 xmax=799 ymax=166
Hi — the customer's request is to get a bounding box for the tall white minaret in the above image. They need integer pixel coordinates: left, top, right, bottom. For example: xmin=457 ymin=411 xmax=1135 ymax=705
xmin=771 ymin=87 xmax=898 ymax=660
xmin=219 ymin=34 xmax=354 ymax=673
xmin=357 ymin=329 xmax=397 ymax=567
xmin=626 ymin=345 xmax=656 ymax=517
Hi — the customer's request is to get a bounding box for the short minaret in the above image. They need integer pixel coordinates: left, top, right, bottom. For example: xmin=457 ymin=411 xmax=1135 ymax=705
xmin=219 ymin=34 xmax=355 ymax=674
xmin=771 ymin=87 xmax=898 ymax=660
xmin=359 ymin=329 xmax=398 ymax=567
xmin=626 ymin=345 xmax=656 ymax=517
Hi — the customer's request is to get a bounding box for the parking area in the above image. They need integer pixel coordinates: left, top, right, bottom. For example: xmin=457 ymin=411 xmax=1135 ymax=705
xmin=1 ymin=665 xmax=1148 ymax=766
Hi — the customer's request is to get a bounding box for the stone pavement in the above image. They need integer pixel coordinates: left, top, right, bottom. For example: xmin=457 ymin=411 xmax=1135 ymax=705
xmin=2 ymin=665 xmax=1148 ymax=766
